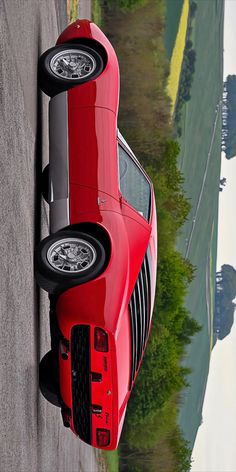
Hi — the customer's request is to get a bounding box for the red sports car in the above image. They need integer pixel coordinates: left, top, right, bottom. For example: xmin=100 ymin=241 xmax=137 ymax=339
xmin=35 ymin=19 xmax=157 ymax=450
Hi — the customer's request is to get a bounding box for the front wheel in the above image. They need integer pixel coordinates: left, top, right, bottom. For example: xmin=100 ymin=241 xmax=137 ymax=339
xmin=35 ymin=230 xmax=106 ymax=293
xmin=38 ymin=44 xmax=104 ymax=97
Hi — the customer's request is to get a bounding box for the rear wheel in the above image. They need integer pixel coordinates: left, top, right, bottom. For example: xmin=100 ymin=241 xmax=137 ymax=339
xmin=38 ymin=44 xmax=104 ymax=97
xmin=35 ymin=230 xmax=106 ymax=294
xmin=39 ymin=350 xmax=61 ymax=407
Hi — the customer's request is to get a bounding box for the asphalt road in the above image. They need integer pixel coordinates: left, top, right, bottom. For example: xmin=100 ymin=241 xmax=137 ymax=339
xmin=0 ymin=1 xmax=98 ymax=471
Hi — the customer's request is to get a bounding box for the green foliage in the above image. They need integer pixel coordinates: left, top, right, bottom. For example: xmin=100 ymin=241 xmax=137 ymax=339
xmin=157 ymin=250 xmax=194 ymax=312
xmin=219 ymin=264 xmax=236 ymax=301
xmin=68 ymin=0 xmax=78 ymax=23
xmin=123 ymin=397 xmax=176 ymax=449
xmin=170 ymin=428 xmax=193 ymax=471
xmin=103 ymin=450 xmax=119 ymax=472
xmin=189 ymin=0 xmax=197 ymax=19
xmin=146 ymin=140 xmax=191 ymax=234
xmin=214 ymin=265 xmax=236 ymax=341
xmin=175 ymin=46 xmax=196 ymax=129
xmin=222 ymin=75 xmax=236 ymax=159
xmin=185 ymin=39 xmax=193 ymax=50
xmin=106 ymin=0 xmax=148 ymax=12
xmin=121 ymin=414 xmax=192 ymax=472
xmin=126 ymin=329 xmax=186 ymax=419
xmin=92 ymin=0 xmax=102 ymax=26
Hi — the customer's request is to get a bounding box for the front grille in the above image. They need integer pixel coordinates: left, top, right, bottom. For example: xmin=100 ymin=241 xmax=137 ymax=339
xmin=71 ymin=325 xmax=91 ymax=443
xmin=129 ymin=252 xmax=151 ymax=387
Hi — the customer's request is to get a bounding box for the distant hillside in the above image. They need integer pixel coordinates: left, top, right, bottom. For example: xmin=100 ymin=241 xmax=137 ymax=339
xmin=214 ymin=264 xmax=236 ymax=344
xmin=222 ymin=75 xmax=236 ymax=159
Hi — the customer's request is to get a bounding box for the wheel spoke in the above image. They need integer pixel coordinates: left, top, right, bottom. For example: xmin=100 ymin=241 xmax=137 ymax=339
xmin=47 ymin=238 xmax=97 ymax=274
xmin=50 ymin=49 xmax=96 ymax=81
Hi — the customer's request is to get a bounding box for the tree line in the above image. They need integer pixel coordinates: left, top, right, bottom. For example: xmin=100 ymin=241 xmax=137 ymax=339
xmin=222 ymin=75 xmax=236 ymax=159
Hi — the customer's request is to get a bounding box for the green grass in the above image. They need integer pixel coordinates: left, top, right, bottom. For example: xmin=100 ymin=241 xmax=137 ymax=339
xmin=176 ymin=0 xmax=224 ymax=450
xmin=92 ymin=0 xmax=102 ymax=26
xmin=164 ymin=0 xmax=184 ymax=59
xmin=103 ymin=450 xmax=119 ymax=472
xmin=67 ymin=0 xmax=78 ymax=23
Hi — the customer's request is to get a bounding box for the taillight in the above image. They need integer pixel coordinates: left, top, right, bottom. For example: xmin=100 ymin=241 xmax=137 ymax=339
xmin=96 ymin=429 xmax=110 ymax=447
xmin=94 ymin=328 xmax=108 ymax=352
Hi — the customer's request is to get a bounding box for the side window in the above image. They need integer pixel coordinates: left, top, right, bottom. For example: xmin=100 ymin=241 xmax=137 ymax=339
xmin=118 ymin=145 xmax=151 ymax=221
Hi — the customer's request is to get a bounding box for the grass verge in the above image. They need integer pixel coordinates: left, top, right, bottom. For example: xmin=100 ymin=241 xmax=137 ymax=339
xmin=103 ymin=450 xmax=119 ymax=472
xmin=67 ymin=0 xmax=79 ymax=23
xmin=92 ymin=0 xmax=103 ymax=26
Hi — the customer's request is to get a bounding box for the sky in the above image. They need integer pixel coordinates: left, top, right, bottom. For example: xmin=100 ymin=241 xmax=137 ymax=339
xmin=191 ymin=1 xmax=236 ymax=471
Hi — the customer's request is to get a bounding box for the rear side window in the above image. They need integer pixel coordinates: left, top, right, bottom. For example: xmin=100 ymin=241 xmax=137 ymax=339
xmin=118 ymin=145 xmax=151 ymax=221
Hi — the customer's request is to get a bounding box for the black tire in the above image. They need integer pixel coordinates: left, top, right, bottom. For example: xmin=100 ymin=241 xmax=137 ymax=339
xmin=39 ymin=351 xmax=61 ymax=407
xmin=41 ymin=164 xmax=50 ymax=203
xmin=35 ymin=230 xmax=106 ymax=294
xmin=38 ymin=43 xmax=104 ymax=97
